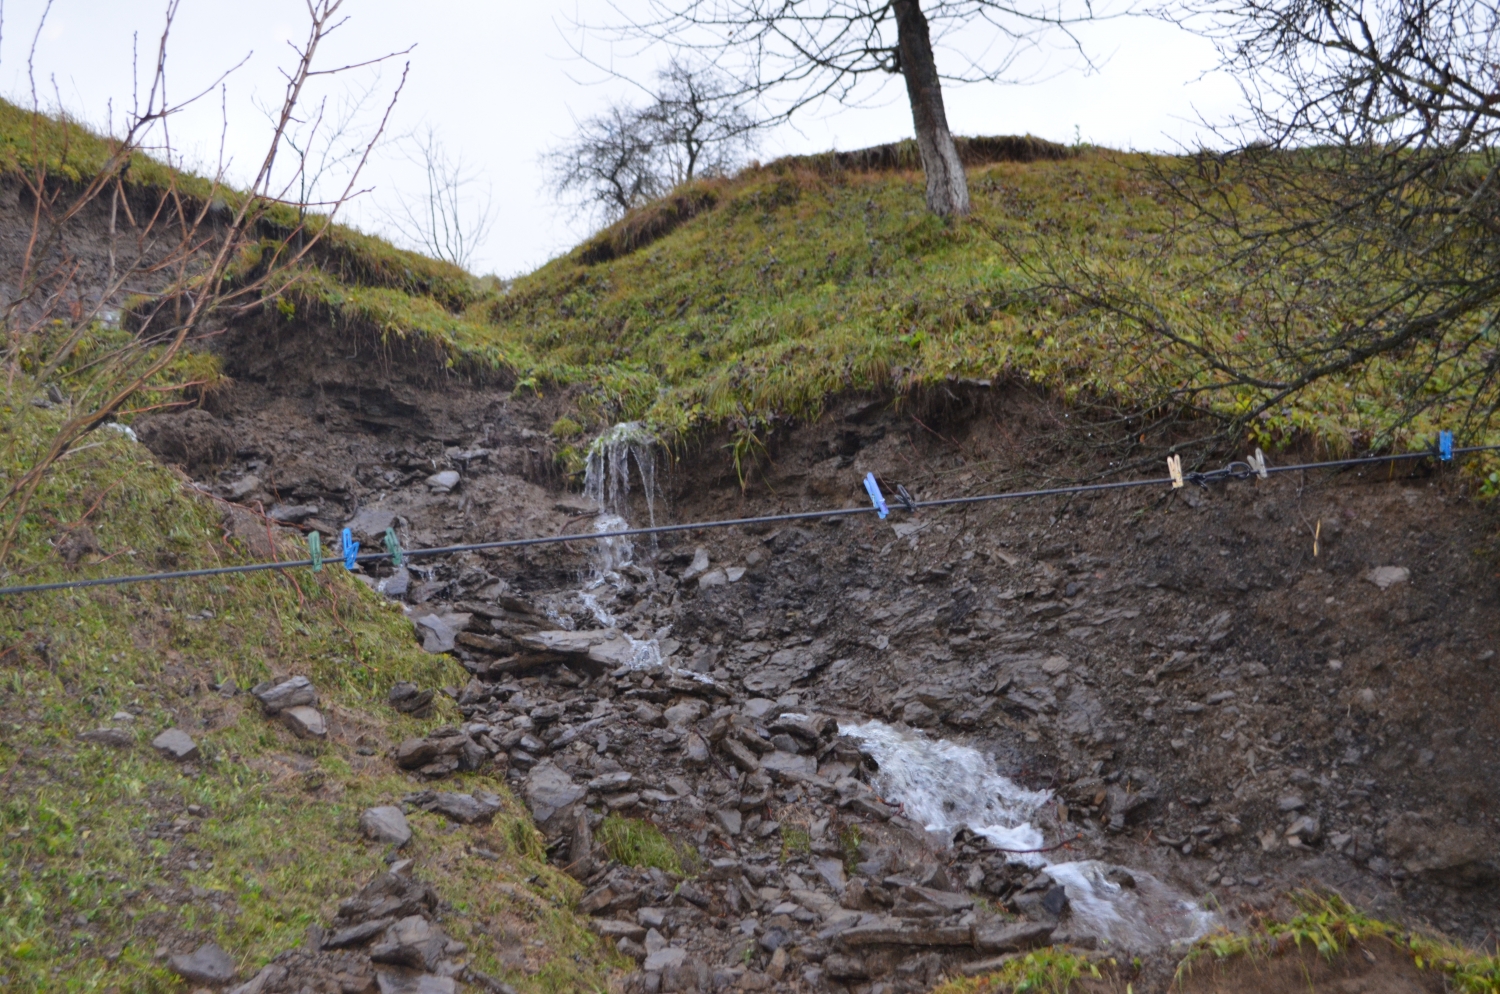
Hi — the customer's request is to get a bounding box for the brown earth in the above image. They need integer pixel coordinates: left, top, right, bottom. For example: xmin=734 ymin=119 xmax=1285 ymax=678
xmin=129 ymin=307 xmax=1500 ymax=994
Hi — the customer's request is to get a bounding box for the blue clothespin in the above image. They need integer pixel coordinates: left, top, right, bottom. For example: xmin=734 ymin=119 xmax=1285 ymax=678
xmin=307 ymin=531 xmax=323 ymax=572
xmin=384 ymin=527 xmax=403 ymax=567
xmin=863 ymin=472 xmax=889 ymax=519
xmin=1438 ymin=430 xmax=1453 ymax=461
xmin=341 ymin=527 xmax=359 ymax=570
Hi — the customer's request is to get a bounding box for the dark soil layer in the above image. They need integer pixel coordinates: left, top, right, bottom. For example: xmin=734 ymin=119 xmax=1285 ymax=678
xmin=148 ymin=312 xmax=1500 ymax=991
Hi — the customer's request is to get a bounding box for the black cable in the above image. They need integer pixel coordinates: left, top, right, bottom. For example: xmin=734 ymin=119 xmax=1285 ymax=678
xmin=0 ymin=442 xmax=1491 ymax=597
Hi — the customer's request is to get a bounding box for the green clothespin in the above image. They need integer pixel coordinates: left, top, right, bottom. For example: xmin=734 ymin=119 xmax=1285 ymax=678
xmin=308 ymin=531 xmax=323 ymax=572
xmin=384 ymin=527 xmax=403 ymax=567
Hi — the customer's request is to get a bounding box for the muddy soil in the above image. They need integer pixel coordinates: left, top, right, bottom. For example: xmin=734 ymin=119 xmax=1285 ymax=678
xmin=138 ymin=313 xmax=1500 ymax=992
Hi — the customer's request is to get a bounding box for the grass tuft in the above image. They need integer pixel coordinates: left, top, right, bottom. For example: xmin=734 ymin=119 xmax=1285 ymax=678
xmin=596 ymin=815 xmax=688 ymax=876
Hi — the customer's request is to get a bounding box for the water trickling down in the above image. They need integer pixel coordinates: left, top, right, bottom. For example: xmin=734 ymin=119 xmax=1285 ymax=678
xmin=839 ymin=720 xmax=1215 ymax=952
xmin=584 ymin=422 xmax=658 ymax=529
xmin=571 ymin=424 xmax=666 ymax=669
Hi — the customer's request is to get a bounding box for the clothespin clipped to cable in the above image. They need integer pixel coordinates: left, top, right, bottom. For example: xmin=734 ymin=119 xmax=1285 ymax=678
xmin=1248 ymin=448 xmax=1269 ymax=480
xmin=341 ymin=527 xmax=360 ymax=571
xmin=863 ymin=472 xmax=890 ymax=519
xmin=894 ymin=484 xmax=918 ymax=513
xmin=384 ymin=527 xmax=403 ymax=567
xmin=1438 ymin=430 xmax=1453 ymax=462
xmin=1167 ymin=454 xmax=1184 ymax=489
xmin=308 ymin=531 xmax=323 ymax=572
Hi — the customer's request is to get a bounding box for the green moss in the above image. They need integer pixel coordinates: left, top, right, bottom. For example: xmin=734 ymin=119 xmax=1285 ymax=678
xmin=0 ymin=399 xmax=619 ymax=993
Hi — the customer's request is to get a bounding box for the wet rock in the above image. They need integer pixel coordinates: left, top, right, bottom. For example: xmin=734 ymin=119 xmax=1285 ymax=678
xmin=663 ymin=700 xmax=707 ymax=727
xmin=760 ymin=750 xmax=817 ymax=779
xmin=715 ymin=808 xmax=742 ymax=836
xmin=588 ymin=771 xmax=636 ymax=793
xmin=406 ymin=790 xmax=503 ymax=825
xmin=268 ymin=502 xmax=320 ymax=523
xmin=360 ymin=806 xmax=412 ymax=847
xmin=394 ymin=728 xmax=474 ymax=777
xmin=370 ymin=915 xmax=447 ymax=971
xmin=425 ymin=470 xmax=461 ymax=493
xmin=720 ymin=738 xmax=761 ymax=773
xmin=972 ymin=921 xmax=1055 ymax=953
xmin=79 ymin=728 xmax=133 ymax=748
xmin=1041 ymin=885 xmax=1069 ymax=916
xmin=169 ymin=942 xmax=236 ymax=984
xmin=378 ymin=567 xmax=411 ymax=599
xmin=325 ymin=917 xmax=394 ymax=948
xmin=1285 ymin=815 xmax=1321 ymax=844
xmin=643 ymin=946 xmax=686 ymax=972
xmin=838 ymin=918 xmax=973 ymax=946
xmin=682 ymin=733 xmax=710 ymax=768
xmin=413 ymin=612 xmax=472 ymax=654
xmin=345 ymin=507 xmax=399 ymax=541
xmin=152 ymin=728 xmax=199 ymax=761
xmin=388 ymin=682 xmax=435 ymax=717
xmin=251 ymin=675 xmax=318 ymax=714
xmin=518 ymin=629 xmax=638 ymax=668
xmin=525 ymin=761 xmax=586 ymax=830
xmin=281 ymin=705 xmax=327 ymax=739
xmin=813 ymin=858 xmax=847 ymax=894
xmin=374 ymin=972 xmax=455 ymax=994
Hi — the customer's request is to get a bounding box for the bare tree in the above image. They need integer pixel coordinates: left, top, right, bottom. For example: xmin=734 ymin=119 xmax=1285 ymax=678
xmin=1044 ymin=0 xmax=1500 ymax=450
xmin=0 ymin=0 xmax=410 ymax=565
xmin=584 ymin=0 xmax=1108 ymax=217
xmin=546 ymin=61 xmax=758 ymax=225
xmin=381 ymin=127 xmax=495 ymax=270
xmin=645 ymin=60 xmax=760 ymax=184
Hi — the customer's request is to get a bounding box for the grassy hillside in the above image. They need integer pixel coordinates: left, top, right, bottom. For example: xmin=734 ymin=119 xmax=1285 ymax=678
xmin=0 ymin=401 xmax=620 ymax=993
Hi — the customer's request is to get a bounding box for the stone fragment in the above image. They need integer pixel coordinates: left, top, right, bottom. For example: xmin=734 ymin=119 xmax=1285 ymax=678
xmin=643 ymin=947 xmax=687 ymax=972
xmin=587 ymin=771 xmax=635 ymax=793
xmin=972 ymin=921 xmax=1055 ymax=953
xmin=591 ymin=919 xmax=647 ymax=943
xmin=251 ymin=675 xmax=318 ymax=715
xmin=682 ymin=733 xmax=710 ymax=769
xmin=838 ymin=919 xmax=973 ymax=946
xmin=663 ymin=700 xmax=707 ymax=727
xmin=760 ymin=750 xmax=817 ymax=779
xmin=716 ymin=808 xmax=742 ymax=836
xmin=413 ymin=613 xmax=472 ymax=654
xmin=268 ymin=503 xmax=319 ymax=523
xmin=152 ymin=728 xmax=199 ymax=761
xmin=680 ymin=547 xmax=710 ymax=581
xmin=720 ymin=737 xmax=761 ymax=773
xmin=425 ymin=470 xmax=461 ymax=493
xmin=1285 ymin=815 xmax=1321 ymax=843
xmin=374 ymin=973 xmax=455 ymax=994
xmin=360 ymin=806 xmax=412 ymax=847
xmin=324 ymin=917 xmax=394 ymax=948
xmin=280 ymin=705 xmax=327 ymax=739
xmin=169 ymin=942 xmax=236 ymax=984
xmin=525 ymin=762 xmax=586 ymax=830
xmin=344 ymin=507 xmax=398 ymax=541
xmin=813 ymin=858 xmax=847 ymax=894
xmin=388 ymin=682 xmax=435 ymax=716
xmin=370 ymin=915 xmax=446 ymax=971
xmin=79 ymin=728 xmax=133 ymax=748
xmin=1365 ymin=565 xmax=1410 ymax=590
xmin=1277 ymin=794 xmax=1306 ymax=812
xmin=517 ymin=629 xmax=638 ymax=668
xmin=410 ymin=791 xmax=503 ymax=825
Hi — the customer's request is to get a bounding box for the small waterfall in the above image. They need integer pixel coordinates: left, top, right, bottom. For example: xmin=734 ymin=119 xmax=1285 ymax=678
xmin=839 ymin=720 xmax=1215 ymax=953
xmin=584 ymin=422 xmax=658 ymax=529
xmin=571 ymin=424 xmax=667 ymax=671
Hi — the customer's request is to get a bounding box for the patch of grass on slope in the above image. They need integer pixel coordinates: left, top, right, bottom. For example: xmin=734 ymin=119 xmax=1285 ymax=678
xmin=0 ymin=399 xmax=622 ymax=992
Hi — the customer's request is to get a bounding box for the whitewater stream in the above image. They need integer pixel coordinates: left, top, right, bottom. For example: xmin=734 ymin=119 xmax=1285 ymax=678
xmin=841 ymin=720 xmax=1217 ymax=951
xmin=574 ymin=424 xmax=1215 ymax=952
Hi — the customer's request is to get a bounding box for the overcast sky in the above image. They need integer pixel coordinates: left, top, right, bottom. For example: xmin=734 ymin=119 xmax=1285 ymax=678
xmin=1 ymin=1 xmax=1243 ymax=276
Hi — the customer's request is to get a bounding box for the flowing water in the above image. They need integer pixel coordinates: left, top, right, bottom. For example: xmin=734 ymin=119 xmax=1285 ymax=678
xmin=568 ymin=424 xmax=668 ymax=670
xmin=840 ymin=720 xmax=1216 ymax=952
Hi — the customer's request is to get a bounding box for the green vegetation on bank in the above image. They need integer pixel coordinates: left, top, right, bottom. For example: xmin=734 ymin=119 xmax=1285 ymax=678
xmin=0 ymin=399 xmax=621 ymax=992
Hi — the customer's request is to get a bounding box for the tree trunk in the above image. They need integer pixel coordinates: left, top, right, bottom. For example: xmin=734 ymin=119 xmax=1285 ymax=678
xmin=893 ymin=0 xmax=970 ymax=217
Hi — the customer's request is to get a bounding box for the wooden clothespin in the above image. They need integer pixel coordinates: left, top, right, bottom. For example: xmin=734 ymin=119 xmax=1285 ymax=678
xmin=1167 ymin=455 xmax=1184 ymax=489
